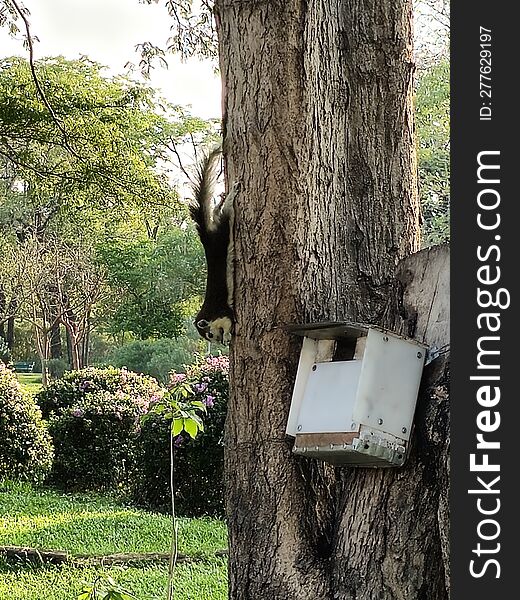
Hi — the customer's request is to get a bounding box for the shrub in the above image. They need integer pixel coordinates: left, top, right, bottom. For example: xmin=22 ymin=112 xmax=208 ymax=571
xmin=39 ymin=367 xmax=165 ymax=490
xmin=47 ymin=358 xmax=69 ymax=380
xmin=131 ymin=355 xmax=228 ymax=516
xmin=0 ymin=362 xmax=53 ymax=484
xmin=36 ymin=366 xmax=163 ymax=419
xmin=49 ymin=390 xmax=144 ymax=490
xmin=130 ymin=411 xmax=171 ymax=510
xmin=106 ymin=336 xmax=205 ymax=384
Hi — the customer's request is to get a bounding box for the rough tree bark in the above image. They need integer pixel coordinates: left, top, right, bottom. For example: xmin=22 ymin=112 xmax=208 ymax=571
xmin=215 ymin=0 xmax=449 ymax=598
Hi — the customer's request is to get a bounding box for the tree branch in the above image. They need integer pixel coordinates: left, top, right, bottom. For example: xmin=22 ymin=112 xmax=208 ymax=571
xmin=6 ymin=0 xmax=84 ymax=161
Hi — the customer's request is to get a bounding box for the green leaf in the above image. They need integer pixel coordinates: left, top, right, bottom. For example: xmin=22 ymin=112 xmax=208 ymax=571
xmin=190 ymin=400 xmax=206 ymax=410
xmin=172 ymin=418 xmax=184 ymax=436
xmin=151 ymin=402 xmax=166 ymax=414
xmin=190 ymin=413 xmax=204 ymax=428
xmin=184 ymin=418 xmax=199 ymax=438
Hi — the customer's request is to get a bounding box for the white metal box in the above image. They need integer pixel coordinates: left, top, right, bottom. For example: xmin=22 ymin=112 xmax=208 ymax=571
xmin=286 ymin=322 xmax=427 ymax=467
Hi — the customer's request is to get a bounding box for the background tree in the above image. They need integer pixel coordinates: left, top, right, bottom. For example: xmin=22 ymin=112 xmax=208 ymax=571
xmin=0 ymin=55 xmax=214 ymax=374
xmin=97 ymin=227 xmax=205 ymax=341
xmin=415 ymin=59 xmax=450 ymax=245
xmin=0 ymin=231 xmax=25 ymax=349
xmin=414 ymin=0 xmax=449 ymax=66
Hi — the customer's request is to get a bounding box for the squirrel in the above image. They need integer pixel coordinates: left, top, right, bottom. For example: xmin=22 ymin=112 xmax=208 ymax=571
xmin=189 ymin=145 xmax=239 ymax=344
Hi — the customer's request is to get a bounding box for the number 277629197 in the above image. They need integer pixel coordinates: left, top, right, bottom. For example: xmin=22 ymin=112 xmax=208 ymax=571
xmin=479 ymin=26 xmax=492 ymax=121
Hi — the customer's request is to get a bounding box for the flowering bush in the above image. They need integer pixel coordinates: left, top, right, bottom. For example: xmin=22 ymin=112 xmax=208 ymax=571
xmin=131 ymin=355 xmax=228 ymax=516
xmin=42 ymin=367 xmax=165 ymax=491
xmin=0 ymin=362 xmax=53 ymax=484
xmin=36 ymin=366 xmax=163 ymax=419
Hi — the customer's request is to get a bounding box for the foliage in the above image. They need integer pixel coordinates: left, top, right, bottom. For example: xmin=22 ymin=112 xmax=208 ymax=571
xmin=97 ymin=228 xmax=205 ymax=340
xmin=414 ymin=0 xmax=450 ymax=66
xmin=3 ymin=235 xmax=109 ymax=379
xmin=0 ymin=362 xmax=53 ymax=484
xmin=36 ymin=366 xmax=164 ymax=419
xmin=130 ymin=412 xmax=177 ymax=511
xmin=132 ymin=355 xmax=228 ymax=515
xmin=136 ymin=1 xmax=218 ymax=64
xmin=0 ymin=55 xmax=214 ymax=372
xmin=46 ymin=357 xmax=69 ymax=380
xmin=36 ymin=367 xmax=164 ymax=490
xmin=78 ymin=575 xmax=136 ymax=600
xmin=0 ymin=55 xmax=177 ymax=215
xmin=48 ymin=390 xmax=145 ymax=490
xmin=415 ymin=59 xmax=450 ymax=245
xmin=106 ymin=334 xmax=204 ymax=384
xmin=5 ymin=320 xmax=39 ymax=364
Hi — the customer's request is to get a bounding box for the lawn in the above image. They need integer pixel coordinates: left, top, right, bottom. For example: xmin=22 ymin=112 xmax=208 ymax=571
xmin=0 ymin=483 xmax=227 ymax=600
xmin=15 ymin=373 xmax=43 ymax=396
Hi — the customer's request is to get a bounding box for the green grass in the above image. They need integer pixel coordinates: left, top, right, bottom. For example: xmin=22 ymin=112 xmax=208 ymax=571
xmin=15 ymin=373 xmax=43 ymax=396
xmin=0 ymin=483 xmax=228 ymax=600
xmin=0 ymin=560 xmax=228 ymax=600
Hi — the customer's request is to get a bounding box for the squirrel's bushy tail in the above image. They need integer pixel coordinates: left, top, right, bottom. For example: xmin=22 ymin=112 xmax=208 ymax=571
xmin=189 ymin=144 xmax=222 ymax=236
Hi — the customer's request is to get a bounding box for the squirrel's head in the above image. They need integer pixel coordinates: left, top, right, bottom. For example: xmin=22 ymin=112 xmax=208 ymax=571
xmin=195 ymin=316 xmax=233 ymax=345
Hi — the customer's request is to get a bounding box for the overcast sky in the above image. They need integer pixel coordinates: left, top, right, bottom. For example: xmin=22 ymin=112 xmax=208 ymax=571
xmin=0 ymin=0 xmax=222 ymax=119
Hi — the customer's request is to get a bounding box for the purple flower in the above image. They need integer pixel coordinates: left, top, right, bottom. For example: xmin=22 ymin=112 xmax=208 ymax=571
xmin=204 ymin=395 xmax=215 ymax=408
xmin=193 ymin=383 xmax=208 ymax=394
xmin=173 ymin=435 xmax=184 ymax=448
xmin=171 ymin=373 xmax=186 ymax=384
xmin=72 ymin=409 xmax=84 ymax=418
xmin=79 ymin=380 xmax=91 ymax=392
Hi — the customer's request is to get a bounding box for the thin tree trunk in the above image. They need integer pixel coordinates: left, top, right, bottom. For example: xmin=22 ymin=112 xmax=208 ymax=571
xmin=215 ymin=0 xmax=447 ymax=598
xmin=33 ymin=325 xmax=50 ymax=387
xmin=6 ymin=306 xmax=16 ymax=350
xmin=47 ymin=285 xmax=63 ymax=360
xmin=82 ymin=329 xmax=89 ymax=368
xmin=0 ymin=288 xmax=5 ymax=342
xmin=63 ymin=323 xmax=81 ymax=371
xmin=61 ymin=294 xmax=81 ymax=370
xmin=50 ymin=321 xmax=62 ymax=359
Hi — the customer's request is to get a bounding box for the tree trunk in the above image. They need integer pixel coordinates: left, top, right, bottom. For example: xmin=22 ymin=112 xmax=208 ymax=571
xmin=63 ymin=322 xmax=81 ymax=371
xmin=61 ymin=295 xmax=82 ymax=370
xmin=215 ymin=0 xmax=448 ymax=598
xmin=47 ymin=285 xmax=63 ymax=360
xmin=0 ymin=288 xmax=5 ymax=342
xmin=66 ymin=327 xmax=73 ymax=367
xmin=50 ymin=321 xmax=63 ymax=359
xmin=6 ymin=307 xmax=16 ymax=350
xmin=82 ymin=316 xmax=90 ymax=368
xmin=33 ymin=325 xmax=50 ymax=387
